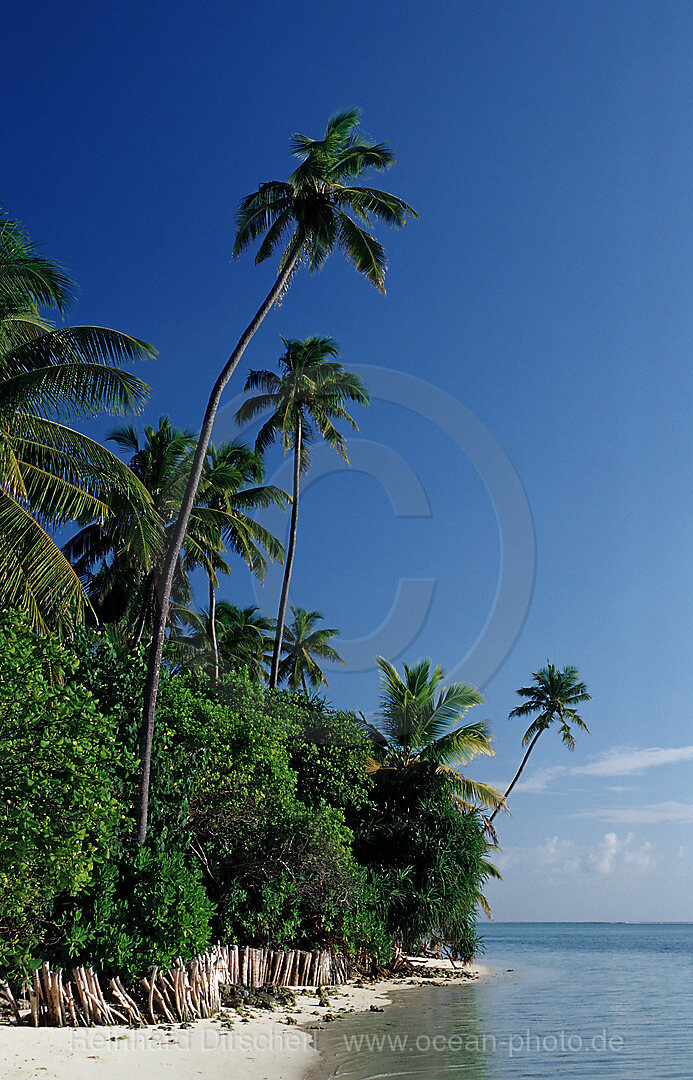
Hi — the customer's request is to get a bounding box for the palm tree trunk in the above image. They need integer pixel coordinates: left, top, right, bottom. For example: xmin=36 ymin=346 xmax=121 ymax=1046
xmin=269 ymin=415 xmax=301 ymax=689
xmin=132 ymin=597 xmax=148 ymax=647
xmin=489 ymin=730 xmax=543 ymax=823
xmin=132 ymin=571 xmax=155 ymax=646
xmin=208 ymin=576 xmax=218 ymax=684
xmin=136 ymin=244 xmax=302 ymax=845
xmin=301 ymin=669 xmax=308 ymax=695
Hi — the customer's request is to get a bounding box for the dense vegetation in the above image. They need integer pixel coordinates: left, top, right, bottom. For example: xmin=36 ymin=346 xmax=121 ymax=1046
xmin=0 ymin=110 xmax=589 ymax=988
xmin=0 ymin=613 xmax=495 ymax=979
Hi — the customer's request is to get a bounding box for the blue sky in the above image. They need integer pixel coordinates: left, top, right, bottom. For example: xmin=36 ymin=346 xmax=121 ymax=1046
xmin=6 ymin=0 xmax=693 ymax=920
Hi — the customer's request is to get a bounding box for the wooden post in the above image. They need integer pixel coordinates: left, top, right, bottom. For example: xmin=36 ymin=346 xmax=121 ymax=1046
xmin=73 ymin=968 xmax=92 ymax=1025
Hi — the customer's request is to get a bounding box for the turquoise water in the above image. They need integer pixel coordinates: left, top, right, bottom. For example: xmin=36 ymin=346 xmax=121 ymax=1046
xmin=307 ymin=923 xmax=693 ymax=1079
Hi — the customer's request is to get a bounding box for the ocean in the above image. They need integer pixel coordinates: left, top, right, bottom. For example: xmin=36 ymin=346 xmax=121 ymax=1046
xmin=307 ymin=923 xmax=693 ymax=1079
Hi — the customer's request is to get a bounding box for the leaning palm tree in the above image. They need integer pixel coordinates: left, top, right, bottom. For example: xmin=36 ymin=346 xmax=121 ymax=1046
xmin=236 ymin=336 xmax=369 ymax=688
xmin=489 ymin=662 xmax=591 ymax=823
xmin=0 ymin=211 xmax=155 ymax=633
xmin=278 ymin=606 xmax=344 ymax=693
xmin=366 ymin=656 xmax=504 ymax=819
xmin=137 ymin=108 xmax=416 ymax=843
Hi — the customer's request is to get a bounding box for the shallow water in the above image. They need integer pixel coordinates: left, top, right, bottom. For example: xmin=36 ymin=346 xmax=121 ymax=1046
xmin=307 ymin=923 xmax=693 ymax=1079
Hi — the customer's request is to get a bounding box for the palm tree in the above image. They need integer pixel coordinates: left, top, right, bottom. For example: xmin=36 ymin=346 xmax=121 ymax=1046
xmin=212 ymin=601 xmax=276 ymax=681
xmin=64 ymin=418 xmax=200 ymax=638
xmin=65 ymin=424 xmax=286 ymax=651
xmin=278 ymin=606 xmax=344 ymax=693
xmin=169 ymin=601 xmax=276 ymax=682
xmin=366 ymin=657 xmax=504 ymax=818
xmin=195 ymin=441 xmax=288 ymax=681
xmin=489 ymin=662 xmax=591 ymax=823
xmin=236 ymin=336 xmax=369 ymax=688
xmin=0 ymin=211 xmax=155 ymax=633
xmin=138 ymin=108 xmax=416 ymax=843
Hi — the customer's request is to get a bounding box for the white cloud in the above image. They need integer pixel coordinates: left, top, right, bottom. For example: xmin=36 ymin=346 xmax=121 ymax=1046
xmin=573 ymin=745 xmax=693 ymax=777
xmin=581 ymin=802 xmax=693 ymax=825
xmin=496 ymin=835 xmax=581 ymax=874
xmin=500 ymin=744 xmax=693 ymax=797
xmin=591 ymin=832 xmax=655 ymax=874
xmin=499 ymin=832 xmax=656 ymax=877
xmin=538 ymin=835 xmax=582 ymax=873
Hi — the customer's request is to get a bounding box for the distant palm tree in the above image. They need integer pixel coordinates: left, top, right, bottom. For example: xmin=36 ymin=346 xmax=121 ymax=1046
xmin=64 ymin=418 xmax=201 ymax=638
xmin=138 ymin=108 xmax=416 ymax=843
xmin=489 ymin=662 xmax=591 ymax=823
xmin=0 ymin=212 xmax=154 ymax=632
xmin=216 ymin=602 xmax=276 ymax=681
xmin=278 ymin=606 xmax=344 ymax=693
xmin=236 ymin=336 xmax=369 ymax=688
xmin=65 ymin=424 xmax=286 ymax=648
xmin=197 ymin=442 xmax=288 ymax=681
xmin=365 ymin=657 xmax=504 ymax=818
xmin=172 ymin=601 xmax=275 ymax=682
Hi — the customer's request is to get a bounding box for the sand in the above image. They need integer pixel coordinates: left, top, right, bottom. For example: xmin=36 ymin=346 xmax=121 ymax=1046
xmin=0 ymin=959 xmax=489 ymax=1080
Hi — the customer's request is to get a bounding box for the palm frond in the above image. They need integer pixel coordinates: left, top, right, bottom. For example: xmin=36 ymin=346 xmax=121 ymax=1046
xmin=0 ymin=489 xmax=86 ymax=633
xmin=335 ymin=211 xmax=388 ymax=292
xmin=334 ymin=186 xmax=417 ymax=226
xmin=0 ymin=214 xmax=74 ymax=314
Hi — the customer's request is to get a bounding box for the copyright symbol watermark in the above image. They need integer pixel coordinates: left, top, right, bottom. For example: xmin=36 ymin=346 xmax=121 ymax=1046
xmin=215 ymin=365 xmax=536 ymax=688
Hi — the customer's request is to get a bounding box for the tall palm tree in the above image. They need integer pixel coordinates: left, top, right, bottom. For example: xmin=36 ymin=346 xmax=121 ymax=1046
xmin=0 ymin=211 xmax=155 ymax=633
xmin=366 ymin=657 xmax=504 ymax=818
xmin=138 ymin=108 xmax=416 ymax=843
xmin=278 ymin=606 xmax=344 ymax=693
xmin=195 ymin=441 xmax=288 ymax=681
xmin=236 ymin=336 xmax=369 ymax=688
xmin=489 ymin=662 xmax=591 ymax=823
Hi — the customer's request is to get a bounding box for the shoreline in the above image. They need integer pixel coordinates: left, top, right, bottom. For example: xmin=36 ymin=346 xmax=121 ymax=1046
xmin=0 ymin=958 xmax=491 ymax=1080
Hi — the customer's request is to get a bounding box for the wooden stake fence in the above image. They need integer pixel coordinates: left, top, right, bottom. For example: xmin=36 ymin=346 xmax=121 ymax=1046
xmin=0 ymin=945 xmax=352 ymax=1028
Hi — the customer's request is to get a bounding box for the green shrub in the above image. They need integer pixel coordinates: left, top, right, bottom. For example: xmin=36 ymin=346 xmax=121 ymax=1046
xmin=70 ymin=629 xmax=208 ymax=846
xmin=3 ymin=625 xmax=484 ymax=975
xmin=194 ymin=788 xmax=389 ymax=955
xmin=55 ymin=845 xmax=214 ymax=981
xmin=353 ymin=766 xmax=495 ymax=960
xmin=0 ymin=612 xmax=130 ymax=977
xmin=285 ymin=700 xmax=374 ymax=815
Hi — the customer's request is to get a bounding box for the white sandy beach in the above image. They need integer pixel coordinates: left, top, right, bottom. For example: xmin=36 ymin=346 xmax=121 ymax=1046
xmin=0 ymin=960 xmax=489 ymax=1080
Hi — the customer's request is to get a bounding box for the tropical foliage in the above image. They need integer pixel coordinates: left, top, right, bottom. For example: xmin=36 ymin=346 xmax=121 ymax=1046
xmin=0 ymin=212 xmax=155 ymax=633
xmin=353 ymin=767 xmax=501 ymax=959
xmin=64 ymin=423 xmax=287 ymax=647
xmin=232 ymin=107 xmax=418 ymax=291
xmin=196 ymin=440 xmax=287 ymax=678
xmin=174 ymin=601 xmax=276 ymax=682
xmin=0 ymin=611 xmax=130 ymax=976
xmin=365 ymin=656 xmax=504 ymax=818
